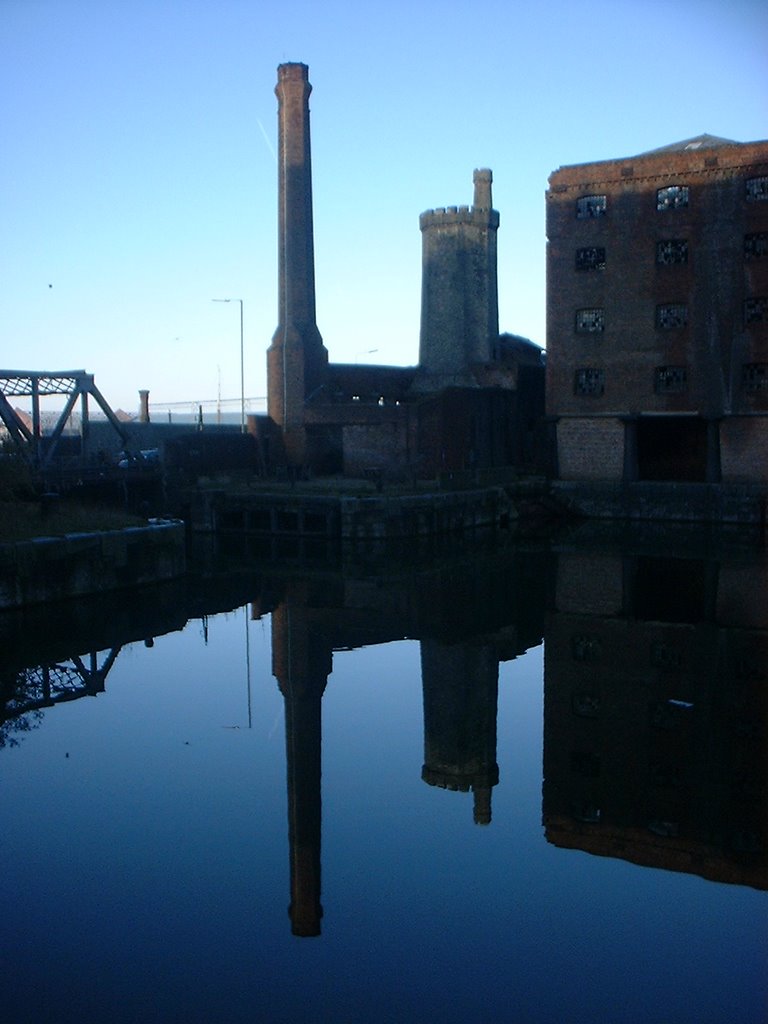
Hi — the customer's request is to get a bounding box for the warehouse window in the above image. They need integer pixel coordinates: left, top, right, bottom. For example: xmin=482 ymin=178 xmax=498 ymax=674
xmin=575 ymin=246 xmax=606 ymax=271
xmin=574 ymin=368 xmax=605 ymax=395
xmin=656 ymin=304 xmax=688 ymax=329
xmin=746 ymin=176 xmax=768 ymax=202
xmin=576 ymin=194 xmax=607 ymax=218
xmin=742 ymin=363 xmax=768 ymax=390
xmin=656 ymin=185 xmax=689 ymax=211
xmin=745 ymin=233 xmax=768 ymax=259
xmin=656 ymin=240 xmax=688 ymax=265
xmin=654 ymin=366 xmax=687 ymax=393
xmin=745 ymin=298 xmax=767 ymax=324
xmin=575 ymin=308 xmax=605 ymax=333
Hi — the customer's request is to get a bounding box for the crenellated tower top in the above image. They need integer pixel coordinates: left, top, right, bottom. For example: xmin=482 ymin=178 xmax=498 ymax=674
xmin=419 ymin=169 xmax=499 ymax=231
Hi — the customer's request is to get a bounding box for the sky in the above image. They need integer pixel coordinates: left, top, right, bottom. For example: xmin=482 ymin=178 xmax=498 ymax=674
xmin=1 ymin=0 xmax=766 ymax=417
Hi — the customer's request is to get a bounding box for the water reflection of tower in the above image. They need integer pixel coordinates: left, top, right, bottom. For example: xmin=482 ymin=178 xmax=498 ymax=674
xmin=420 ymin=640 xmax=500 ymax=824
xmin=271 ymin=585 xmax=331 ymax=937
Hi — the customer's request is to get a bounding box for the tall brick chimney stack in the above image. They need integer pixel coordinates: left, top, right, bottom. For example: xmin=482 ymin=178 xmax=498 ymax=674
xmin=267 ymin=63 xmax=328 ymax=466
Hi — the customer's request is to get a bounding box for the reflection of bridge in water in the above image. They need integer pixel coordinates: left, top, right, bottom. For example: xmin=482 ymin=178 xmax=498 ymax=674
xmin=4 ymin=649 xmax=120 ymax=718
xmin=0 ymin=650 xmax=121 ymax=750
xmin=0 ymin=565 xmax=262 ymax=746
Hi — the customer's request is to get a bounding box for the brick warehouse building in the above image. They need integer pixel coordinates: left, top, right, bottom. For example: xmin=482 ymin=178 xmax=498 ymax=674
xmin=546 ymin=135 xmax=768 ymax=490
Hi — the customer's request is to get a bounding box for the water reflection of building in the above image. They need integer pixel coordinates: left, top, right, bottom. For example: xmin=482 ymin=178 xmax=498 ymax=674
xmin=7 ymin=529 xmax=767 ymax=954
xmin=269 ymin=545 xmax=550 ymax=934
xmin=543 ymin=542 xmax=768 ymax=889
xmin=1 ymin=543 xmax=552 ymax=940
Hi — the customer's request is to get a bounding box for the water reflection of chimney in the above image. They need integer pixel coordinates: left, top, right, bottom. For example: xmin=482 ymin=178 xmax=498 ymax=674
xmin=420 ymin=640 xmax=500 ymax=824
xmin=271 ymin=594 xmax=331 ymax=936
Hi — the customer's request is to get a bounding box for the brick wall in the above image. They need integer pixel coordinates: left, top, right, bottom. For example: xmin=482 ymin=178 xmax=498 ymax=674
xmin=720 ymin=417 xmax=768 ymax=482
xmin=557 ymin=416 xmax=624 ymax=480
xmin=341 ymin=421 xmax=411 ymax=478
xmin=546 ymin=138 xmax=768 ymax=489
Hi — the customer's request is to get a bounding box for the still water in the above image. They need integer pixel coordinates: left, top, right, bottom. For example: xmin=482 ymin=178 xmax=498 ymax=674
xmin=1 ymin=529 xmax=766 ymax=1023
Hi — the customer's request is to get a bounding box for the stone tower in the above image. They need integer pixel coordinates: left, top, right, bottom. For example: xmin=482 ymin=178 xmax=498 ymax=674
xmin=417 ymin=169 xmax=500 ymax=388
xmin=267 ymin=63 xmax=328 ymax=465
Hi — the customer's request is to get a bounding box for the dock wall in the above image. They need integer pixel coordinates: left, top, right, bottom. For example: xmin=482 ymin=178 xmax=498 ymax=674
xmin=197 ymin=486 xmax=516 ymax=541
xmin=551 ymin=481 xmax=768 ymax=526
xmin=0 ymin=521 xmax=186 ymax=609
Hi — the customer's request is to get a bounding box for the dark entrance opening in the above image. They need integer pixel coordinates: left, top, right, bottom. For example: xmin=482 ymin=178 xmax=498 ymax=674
xmin=632 ymin=556 xmax=712 ymax=623
xmin=636 ymin=416 xmax=708 ymax=482
xmin=306 ymin=425 xmax=343 ymax=475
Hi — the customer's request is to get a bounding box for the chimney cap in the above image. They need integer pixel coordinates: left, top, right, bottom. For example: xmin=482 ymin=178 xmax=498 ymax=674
xmin=278 ymin=62 xmax=310 ymax=80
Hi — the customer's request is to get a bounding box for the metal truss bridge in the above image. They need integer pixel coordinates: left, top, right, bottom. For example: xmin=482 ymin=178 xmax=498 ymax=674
xmin=0 ymin=370 xmax=128 ymax=468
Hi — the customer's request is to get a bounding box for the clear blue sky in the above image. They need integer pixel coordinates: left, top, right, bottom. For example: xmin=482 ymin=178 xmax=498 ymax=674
xmin=2 ymin=0 xmax=766 ymax=416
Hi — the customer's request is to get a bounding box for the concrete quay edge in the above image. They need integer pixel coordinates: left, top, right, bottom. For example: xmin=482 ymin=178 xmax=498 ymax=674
xmin=0 ymin=520 xmax=187 ymax=610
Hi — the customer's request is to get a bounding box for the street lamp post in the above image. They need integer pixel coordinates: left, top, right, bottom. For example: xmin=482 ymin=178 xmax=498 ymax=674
xmin=212 ymin=298 xmax=245 ymax=432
